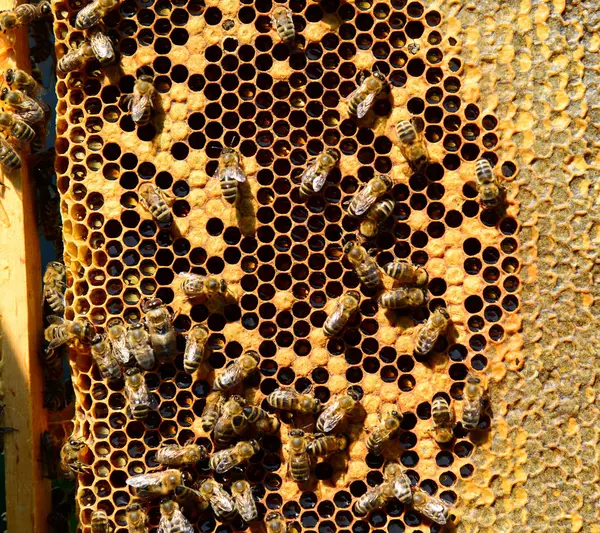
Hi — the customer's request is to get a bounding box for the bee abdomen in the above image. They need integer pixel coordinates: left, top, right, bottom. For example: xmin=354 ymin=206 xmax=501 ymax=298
xmin=132 ymin=405 xmax=149 ymax=419
xmin=135 ymin=109 xmax=151 ymax=126
xmin=348 ymin=93 xmax=366 ymax=116
xmin=462 ymin=408 xmax=480 ymax=430
xmin=323 ymin=318 xmax=344 ymax=338
xmin=396 ymin=121 xmax=416 ymax=143
xmin=154 ymin=204 xmax=172 ymax=224
xmin=291 ymin=459 xmax=311 ymax=482
xmin=358 ymin=265 xmax=381 ymax=288
xmin=220 ymin=179 xmax=238 ymax=204
xmin=267 ymin=390 xmax=292 ymax=410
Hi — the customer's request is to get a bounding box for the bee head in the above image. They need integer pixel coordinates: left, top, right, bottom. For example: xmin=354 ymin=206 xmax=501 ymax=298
xmin=205 ymin=277 xmax=220 ymax=292
xmin=343 ymin=241 xmax=356 ymax=255
xmin=0 ymin=87 xmax=8 ymax=101
xmin=5 ymin=69 xmax=13 ymax=84
xmin=412 ymin=490 xmax=426 ymax=505
xmin=125 ymin=366 xmax=141 ymax=378
xmin=40 ymin=2 xmax=52 ymax=16
xmin=141 ymin=297 xmax=162 ymax=312
xmin=232 ymin=480 xmax=246 ymax=493
xmin=91 ymin=334 xmax=103 ymax=346
xmin=5 ymin=90 xmax=22 ymax=106
xmin=160 ymin=499 xmax=175 ymax=514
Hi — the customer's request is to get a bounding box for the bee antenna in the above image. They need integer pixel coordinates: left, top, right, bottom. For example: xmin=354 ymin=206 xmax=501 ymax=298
xmin=227 ymin=133 xmax=239 ymax=147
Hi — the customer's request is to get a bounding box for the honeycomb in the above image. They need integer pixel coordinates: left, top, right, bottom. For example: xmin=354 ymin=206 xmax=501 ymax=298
xmin=50 ymin=0 xmax=522 ymax=530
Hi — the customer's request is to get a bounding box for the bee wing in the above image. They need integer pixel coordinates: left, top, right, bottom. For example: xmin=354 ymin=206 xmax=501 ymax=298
xmin=157 ymin=517 xmax=169 ymax=533
xmin=320 ymin=401 xmax=344 ymax=433
xmin=211 ymin=487 xmax=236 ymax=512
xmin=47 ymin=315 xmax=65 ymax=325
xmin=172 ymin=510 xmax=194 ymax=533
xmin=214 ymin=451 xmax=239 ymax=474
xmin=346 ymin=85 xmax=363 ymax=104
xmin=327 ymin=301 xmax=346 ymax=328
xmin=352 ymin=184 xmax=378 ymax=216
xmin=126 ymin=472 xmax=162 ymax=489
xmin=300 ymin=159 xmax=318 ymax=187
xmin=111 ymin=337 xmax=131 ymax=365
xmin=312 ymin=168 xmax=329 ymax=192
xmin=221 ymin=165 xmax=247 ymax=183
xmin=421 ymin=500 xmax=448 ymax=525
xmin=356 ymin=92 xmax=378 ymax=119
xmin=131 ymin=93 xmax=152 ymax=123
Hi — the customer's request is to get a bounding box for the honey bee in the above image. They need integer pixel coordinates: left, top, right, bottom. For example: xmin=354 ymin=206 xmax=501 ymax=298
xmin=353 ymin=482 xmax=395 ymax=516
xmin=75 ymin=0 xmax=119 ymax=30
xmin=431 ymin=396 xmax=454 ymax=444
xmin=0 ymin=1 xmax=51 ymax=30
xmin=267 ymin=388 xmax=321 ymax=415
xmin=0 ymin=112 xmax=35 ymax=143
xmin=198 ymin=479 xmax=238 ymax=522
xmin=344 ymin=241 xmax=382 ymax=289
xmin=306 ymin=433 xmax=347 ymax=457
xmin=126 ymin=502 xmax=149 ymax=533
xmin=213 ymin=350 xmax=260 ymax=392
xmin=366 ymin=411 xmax=403 ymax=455
xmin=59 ymin=438 xmax=90 ymax=480
xmin=412 ymin=488 xmax=450 ymax=525
xmin=378 ymin=287 xmax=428 ymax=309
xmin=88 ymin=28 xmax=115 ymax=65
xmin=42 ymin=261 xmax=66 ymax=315
xmin=214 ymin=147 xmax=247 ymax=205
xmin=316 ymin=391 xmax=357 ymax=433
xmin=209 ymin=439 xmax=260 ymax=474
xmin=383 ymin=463 xmax=413 ymax=503
xmin=91 ymin=510 xmax=111 ymax=533
xmin=201 ymin=391 xmax=225 ymax=433
xmin=126 ymin=323 xmax=155 ymax=370
xmin=462 ymin=373 xmax=484 ymax=430
xmin=173 ymin=486 xmax=209 ymax=512
xmin=382 ymin=260 xmax=428 ymax=285
xmin=183 ymin=324 xmax=209 ymax=374
xmin=287 ymin=429 xmax=311 ymax=482
xmin=0 ymin=134 xmax=21 ymax=171
xmin=5 ymin=67 xmax=39 ymax=96
xmin=177 ymin=272 xmax=229 ymax=300
xmin=57 ymin=41 xmax=95 ymax=74
xmin=158 ymin=499 xmax=193 ymax=533
xmin=126 ymin=470 xmax=186 ymax=499
xmin=155 ymin=442 xmax=207 ymax=467
xmin=347 ymin=68 xmax=388 ymax=118
xmin=107 ymin=318 xmax=131 ymax=366
xmin=0 ymin=88 xmax=44 ymax=124
xmin=266 ymin=512 xmax=300 ymax=533
xmin=213 ymin=395 xmax=248 ymax=446
xmin=91 ymin=334 xmax=121 ymax=382
xmin=124 ymin=367 xmax=155 ymax=420
xmin=142 ymin=298 xmax=176 ymax=363
xmin=347 ymin=174 xmax=393 ymax=218
xmin=139 ymin=183 xmax=172 ymax=225
xmin=243 ymin=405 xmax=281 ymax=434
xmin=299 ymin=148 xmax=339 ymax=200
xmin=359 ymin=198 xmax=395 ymax=239
xmin=126 ymin=75 xmax=155 ymax=127
xmin=231 ymin=480 xmax=257 ymax=523
xmin=323 ymin=290 xmax=361 ymax=337
xmin=44 ymin=316 xmax=94 ymax=352
xmin=396 ymin=119 xmax=429 ymax=172
xmin=415 ymin=308 xmax=450 ymax=356
xmin=475 ymin=158 xmax=502 ymax=207
xmin=270 ymin=6 xmax=294 ymax=44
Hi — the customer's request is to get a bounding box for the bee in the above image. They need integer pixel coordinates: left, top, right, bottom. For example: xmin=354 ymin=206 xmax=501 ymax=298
xmin=142 ymin=298 xmax=176 ymax=363
xmin=88 ymin=28 xmax=115 ymax=65
xmin=266 ymin=512 xmax=300 ymax=533
xmin=316 ymin=391 xmax=357 ymax=433
xmin=299 ymin=148 xmax=339 ymax=200
xmin=125 ymin=323 xmax=155 ymax=370
xmin=475 ymin=158 xmax=502 ymax=207
xmin=353 ymin=482 xmax=395 ymax=516
xmin=347 ymin=174 xmax=394 ymax=218
xmin=91 ymin=334 xmax=121 ymax=382
xmin=198 ymin=479 xmax=238 ymax=522
xmin=306 ymin=433 xmax=347 ymax=457
xmin=57 ymin=41 xmax=95 ymax=74
xmin=412 ymin=488 xmax=450 ymax=525
xmin=323 ymin=290 xmax=361 ymax=337
xmin=75 ymin=0 xmax=119 ymax=30
xmin=344 ymin=241 xmax=382 ymax=289
xmin=462 ymin=373 xmax=484 ymax=430
xmin=378 ymin=287 xmax=428 ymax=309
xmin=396 ymin=119 xmax=429 ymax=172
xmin=209 ymin=439 xmax=260 ymax=474
xmin=139 ymin=183 xmax=172 ymax=225
xmin=126 ymin=75 xmax=155 ymax=126
xmin=382 ymin=260 xmax=428 ymax=285
xmin=124 ymin=367 xmax=154 ymax=420
xmin=383 ymin=463 xmax=413 ymax=503
xmin=270 ymin=6 xmax=294 ymax=44
xmin=201 ymin=391 xmax=225 ymax=433
xmin=366 ymin=411 xmax=403 ymax=455
xmin=158 ymin=500 xmax=193 ymax=533
xmin=0 ymin=1 xmax=51 ymax=30
xmin=347 ymin=68 xmax=388 ymax=118
xmin=183 ymin=324 xmax=209 ymax=374
xmin=415 ymin=308 xmax=450 ymax=356
xmin=0 ymin=134 xmax=21 ymax=171
xmin=177 ymin=272 xmax=229 ymax=301
xmin=287 ymin=429 xmax=311 ymax=482
xmin=42 ymin=261 xmax=66 ymax=315
xmin=213 ymin=350 xmax=260 ymax=392
xmin=213 ymin=395 xmax=248 ymax=446
xmin=214 ymin=147 xmax=247 ymax=205
xmin=44 ymin=316 xmax=94 ymax=352
xmin=173 ymin=486 xmax=209 ymax=512
xmin=243 ymin=405 xmax=281 ymax=434
xmin=43 ymin=261 xmax=65 ymax=287
xmin=59 ymin=438 xmax=89 ymax=480
xmin=155 ymin=442 xmax=208 ymax=467
xmin=91 ymin=510 xmax=111 ymax=533
xmin=231 ymin=480 xmax=257 ymax=523
xmin=107 ymin=318 xmax=131 ymax=366
xmin=4 ymin=68 xmax=39 ymax=96
xmin=431 ymin=396 xmax=454 ymax=444
xmin=359 ymin=198 xmax=395 ymax=239
xmin=267 ymin=388 xmax=321 ymax=415
xmin=126 ymin=470 xmax=186 ymax=500
xmin=126 ymin=502 xmax=149 ymax=533
xmin=0 ymin=89 xmax=44 ymax=124
xmin=0 ymin=111 xmax=35 ymax=143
